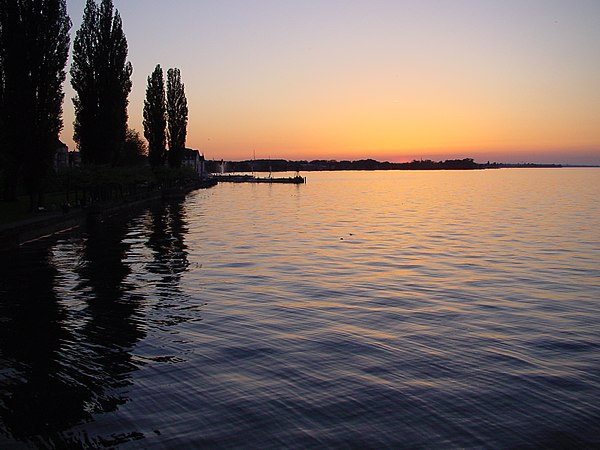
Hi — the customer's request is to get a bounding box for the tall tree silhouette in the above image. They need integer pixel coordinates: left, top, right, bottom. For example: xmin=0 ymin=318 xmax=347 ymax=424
xmin=0 ymin=0 xmax=70 ymax=203
xmin=143 ymin=65 xmax=167 ymax=167
xmin=166 ymin=68 xmax=188 ymax=168
xmin=71 ymin=0 xmax=132 ymax=166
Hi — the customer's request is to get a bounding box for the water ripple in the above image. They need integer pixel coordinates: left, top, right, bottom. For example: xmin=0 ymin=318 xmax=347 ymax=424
xmin=1 ymin=169 xmax=600 ymax=448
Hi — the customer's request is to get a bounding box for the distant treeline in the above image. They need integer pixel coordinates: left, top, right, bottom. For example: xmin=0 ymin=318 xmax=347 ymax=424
xmin=207 ymin=158 xmax=562 ymax=173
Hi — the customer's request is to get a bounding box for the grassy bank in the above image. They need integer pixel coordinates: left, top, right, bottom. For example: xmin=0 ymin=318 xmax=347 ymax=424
xmin=0 ymin=191 xmax=74 ymax=224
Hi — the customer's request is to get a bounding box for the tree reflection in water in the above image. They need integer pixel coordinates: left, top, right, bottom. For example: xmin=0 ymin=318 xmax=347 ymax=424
xmin=147 ymin=200 xmax=189 ymax=287
xmin=75 ymin=216 xmax=147 ymax=414
xmin=0 ymin=201 xmax=193 ymax=448
xmin=0 ymin=241 xmax=82 ymax=447
xmin=144 ymin=200 xmax=197 ymax=330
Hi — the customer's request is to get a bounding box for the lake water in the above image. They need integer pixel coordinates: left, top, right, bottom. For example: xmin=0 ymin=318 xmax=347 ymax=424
xmin=1 ymin=169 xmax=599 ymax=449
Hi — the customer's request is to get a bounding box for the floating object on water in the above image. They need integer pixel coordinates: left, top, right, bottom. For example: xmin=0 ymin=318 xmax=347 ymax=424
xmin=212 ymin=174 xmax=306 ymax=184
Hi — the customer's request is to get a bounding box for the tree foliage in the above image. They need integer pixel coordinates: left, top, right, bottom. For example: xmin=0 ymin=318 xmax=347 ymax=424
xmin=0 ymin=0 xmax=71 ymax=202
xmin=143 ymin=64 xmax=167 ymax=167
xmin=166 ymin=68 xmax=188 ymax=168
xmin=118 ymin=128 xmax=147 ymax=166
xmin=71 ymin=0 xmax=132 ymax=166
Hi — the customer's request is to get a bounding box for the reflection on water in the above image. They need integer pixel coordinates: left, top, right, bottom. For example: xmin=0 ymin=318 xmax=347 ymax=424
xmin=0 ymin=200 xmax=191 ymax=448
xmin=0 ymin=242 xmax=74 ymax=445
xmin=75 ymin=216 xmax=145 ymax=417
xmin=147 ymin=201 xmax=189 ymax=278
xmin=1 ymin=170 xmax=600 ymax=448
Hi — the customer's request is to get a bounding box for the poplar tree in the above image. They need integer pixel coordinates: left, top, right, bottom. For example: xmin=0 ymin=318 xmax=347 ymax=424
xmin=143 ymin=65 xmax=167 ymax=167
xmin=166 ymin=68 xmax=188 ymax=168
xmin=71 ymin=0 xmax=132 ymax=166
xmin=0 ymin=0 xmax=71 ymax=203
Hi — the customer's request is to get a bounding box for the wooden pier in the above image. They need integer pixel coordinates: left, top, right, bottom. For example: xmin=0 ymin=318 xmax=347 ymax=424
xmin=212 ymin=174 xmax=306 ymax=184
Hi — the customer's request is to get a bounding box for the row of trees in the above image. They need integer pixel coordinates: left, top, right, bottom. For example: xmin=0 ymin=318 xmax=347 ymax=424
xmin=143 ymin=65 xmax=188 ymax=168
xmin=0 ymin=0 xmax=190 ymax=205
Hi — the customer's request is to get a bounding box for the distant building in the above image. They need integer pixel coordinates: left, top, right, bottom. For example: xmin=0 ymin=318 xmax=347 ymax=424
xmin=68 ymin=151 xmax=81 ymax=168
xmin=54 ymin=141 xmax=68 ymax=171
xmin=182 ymin=148 xmax=207 ymax=178
xmin=53 ymin=141 xmax=81 ymax=171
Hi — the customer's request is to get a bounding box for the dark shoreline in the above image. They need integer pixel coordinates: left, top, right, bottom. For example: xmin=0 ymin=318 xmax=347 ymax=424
xmin=0 ymin=180 xmax=216 ymax=251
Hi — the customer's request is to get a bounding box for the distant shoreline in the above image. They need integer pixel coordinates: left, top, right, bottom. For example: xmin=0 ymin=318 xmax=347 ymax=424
xmin=205 ymin=158 xmax=583 ymax=173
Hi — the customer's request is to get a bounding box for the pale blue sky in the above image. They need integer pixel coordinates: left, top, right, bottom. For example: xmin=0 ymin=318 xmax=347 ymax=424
xmin=63 ymin=0 xmax=600 ymax=163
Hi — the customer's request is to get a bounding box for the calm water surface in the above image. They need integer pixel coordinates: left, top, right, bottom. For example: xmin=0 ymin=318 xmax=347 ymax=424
xmin=1 ymin=169 xmax=599 ymax=448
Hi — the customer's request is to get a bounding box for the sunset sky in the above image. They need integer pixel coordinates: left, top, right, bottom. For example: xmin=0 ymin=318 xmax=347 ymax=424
xmin=62 ymin=0 xmax=600 ymax=164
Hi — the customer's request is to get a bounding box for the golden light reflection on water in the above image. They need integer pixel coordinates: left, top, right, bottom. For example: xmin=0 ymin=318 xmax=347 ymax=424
xmin=187 ymin=168 xmax=600 ymax=321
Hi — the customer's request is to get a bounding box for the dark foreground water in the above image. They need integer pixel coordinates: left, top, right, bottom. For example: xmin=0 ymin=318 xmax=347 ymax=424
xmin=1 ymin=169 xmax=600 ymax=449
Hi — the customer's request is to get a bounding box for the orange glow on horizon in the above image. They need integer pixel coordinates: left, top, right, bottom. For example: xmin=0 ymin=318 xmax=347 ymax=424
xmin=60 ymin=1 xmax=600 ymax=165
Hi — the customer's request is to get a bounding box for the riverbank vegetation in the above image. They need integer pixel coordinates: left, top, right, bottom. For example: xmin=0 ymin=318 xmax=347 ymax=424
xmin=0 ymin=164 xmax=201 ymax=225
